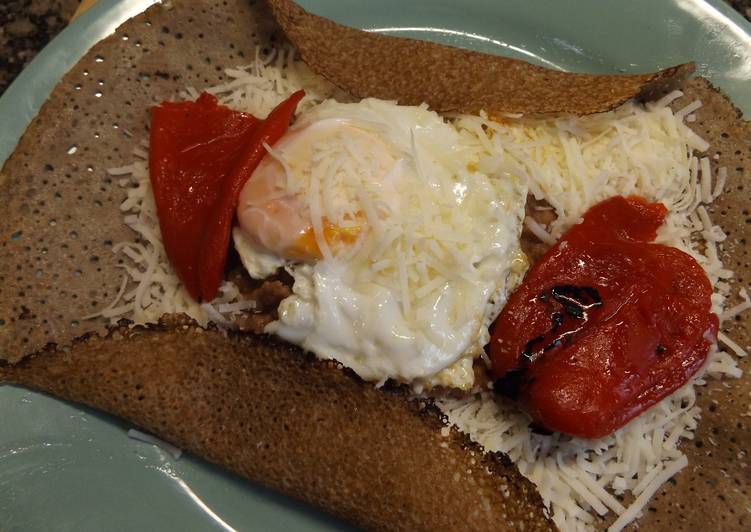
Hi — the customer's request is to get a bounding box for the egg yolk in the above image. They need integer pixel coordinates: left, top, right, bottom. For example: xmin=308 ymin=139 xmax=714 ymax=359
xmin=289 ymin=222 xmax=362 ymax=261
xmin=236 ymin=118 xmax=397 ymax=261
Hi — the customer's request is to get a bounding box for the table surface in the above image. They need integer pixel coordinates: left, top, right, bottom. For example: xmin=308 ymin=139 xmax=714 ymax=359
xmin=1 ymin=0 xmax=750 ymax=96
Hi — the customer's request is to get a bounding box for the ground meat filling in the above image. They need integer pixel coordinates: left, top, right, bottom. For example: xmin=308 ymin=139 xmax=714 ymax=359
xmin=227 ymin=266 xmax=293 ymax=334
xmin=520 ymin=196 xmax=556 ymax=264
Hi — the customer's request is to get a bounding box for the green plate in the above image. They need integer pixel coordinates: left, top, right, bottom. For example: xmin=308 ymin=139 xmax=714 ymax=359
xmin=1 ymin=1 xmax=749 ymax=530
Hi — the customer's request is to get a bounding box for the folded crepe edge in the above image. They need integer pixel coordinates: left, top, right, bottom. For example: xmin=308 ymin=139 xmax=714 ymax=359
xmin=265 ymin=0 xmax=695 ymax=116
xmin=0 ymin=315 xmax=553 ymax=531
xmin=0 ymin=0 xmax=747 ymax=529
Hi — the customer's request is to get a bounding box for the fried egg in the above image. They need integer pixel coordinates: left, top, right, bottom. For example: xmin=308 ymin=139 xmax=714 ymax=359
xmin=233 ymin=98 xmax=527 ymax=389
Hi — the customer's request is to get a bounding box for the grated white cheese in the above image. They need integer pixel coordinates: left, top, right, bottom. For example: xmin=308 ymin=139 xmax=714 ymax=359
xmin=93 ymin=152 xmax=250 ymax=327
xmin=440 ymin=93 xmax=748 ymax=531
xmin=720 ymin=288 xmax=751 ymax=322
xmin=256 ymin=100 xmax=528 ymax=386
xmin=91 ymin=46 xmax=337 ymax=327
xmin=438 ymin=377 xmax=702 ymax=532
xmin=98 ymin=46 xmax=750 ymax=532
xmin=718 ymin=331 xmax=749 ymax=359
xmin=524 ymin=217 xmax=557 ymax=246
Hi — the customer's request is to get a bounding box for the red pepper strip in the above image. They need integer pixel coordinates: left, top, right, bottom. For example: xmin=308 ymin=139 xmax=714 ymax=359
xmin=149 ymin=93 xmax=259 ymax=300
xmin=149 ymin=90 xmax=305 ymax=302
xmin=199 ymin=89 xmax=306 ymax=301
xmin=489 ymin=196 xmax=717 ymax=439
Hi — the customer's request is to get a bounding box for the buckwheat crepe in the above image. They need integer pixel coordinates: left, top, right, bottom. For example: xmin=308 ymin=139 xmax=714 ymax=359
xmin=0 ymin=1 xmax=748 ymax=530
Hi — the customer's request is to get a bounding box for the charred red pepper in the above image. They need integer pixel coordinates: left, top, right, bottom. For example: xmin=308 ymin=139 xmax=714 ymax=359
xmin=149 ymin=90 xmax=304 ymax=301
xmin=490 ymin=196 xmax=717 ymax=439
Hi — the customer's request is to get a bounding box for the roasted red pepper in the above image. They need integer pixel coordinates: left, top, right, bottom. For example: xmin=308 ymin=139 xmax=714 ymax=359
xmin=149 ymin=93 xmax=258 ymax=301
xmin=149 ymin=90 xmax=304 ymax=301
xmin=198 ymin=89 xmax=305 ymax=300
xmin=490 ymin=196 xmax=717 ymax=439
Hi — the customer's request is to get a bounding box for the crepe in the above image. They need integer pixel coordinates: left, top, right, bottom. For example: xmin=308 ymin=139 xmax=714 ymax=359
xmin=265 ymin=0 xmax=694 ymax=115
xmin=0 ymin=316 xmax=552 ymax=531
xmin=0 ymin=0 xmax=748 ymax=530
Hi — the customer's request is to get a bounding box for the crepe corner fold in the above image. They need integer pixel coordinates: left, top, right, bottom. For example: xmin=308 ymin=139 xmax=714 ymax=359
xmin=265 ymin=0 xmax=695 ymax=116
xmin=0 ymin=318 xmax=554 ymax=531
xmin=0 ymin=0 xmax=749 ymax=530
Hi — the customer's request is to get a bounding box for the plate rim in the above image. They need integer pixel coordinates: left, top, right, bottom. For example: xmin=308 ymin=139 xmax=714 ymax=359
xmin=1 ymin=0 xmax=750 ymax=167
xmin=0 ymin=0 xmax=750 ymax=529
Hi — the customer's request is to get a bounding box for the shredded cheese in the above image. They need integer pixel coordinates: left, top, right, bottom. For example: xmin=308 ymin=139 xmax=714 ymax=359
xmin=524 ymin=217 xmax=556 ymax=246
xmin=92 ymin=46 xmax=338 ymax=327
xmin=608 ymin=455 xmax=688 ymax=532
xmin=442 ymin=93 xmax=749 ymax=531
xmin=98 ymin=46 xmax=750 ymax=532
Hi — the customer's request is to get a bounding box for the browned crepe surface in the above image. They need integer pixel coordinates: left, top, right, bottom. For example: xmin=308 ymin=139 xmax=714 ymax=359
xmin=0 ymin=0 xmax=749 ymax=530
xmin=0 ymin=317 xmax=551 ymax=531
xmin=0 ymin=1 xmax=551 ymax=529
xmin=0 ymin=0 xmax=283 ymax=363
xmin=266 ymin=0 xmax=694 ymax=116
xmin=631 ymin=78 xmax=751 ymax=532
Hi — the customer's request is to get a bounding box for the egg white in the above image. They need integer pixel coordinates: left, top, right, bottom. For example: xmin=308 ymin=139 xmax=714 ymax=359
xmin=233 ymin=98 xmax=527 ymax=389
